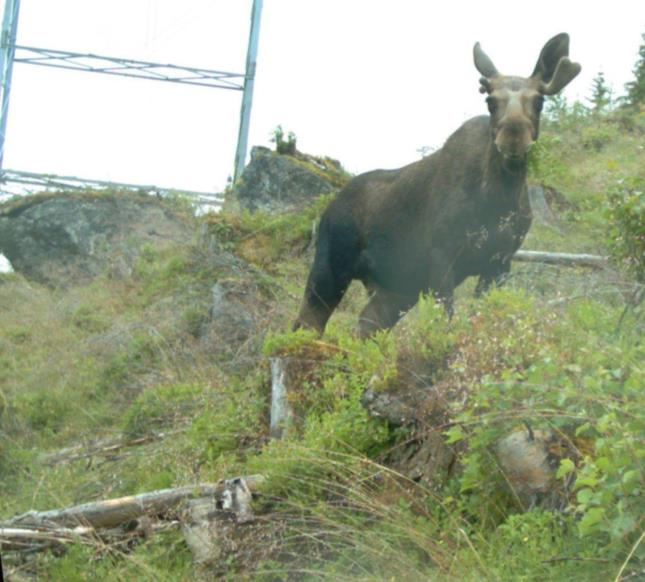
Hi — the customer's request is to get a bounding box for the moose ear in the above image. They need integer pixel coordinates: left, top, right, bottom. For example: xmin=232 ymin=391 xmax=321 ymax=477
xmin=473 ymin=42 xmax=499 ymax=79
xmin=532 ymin=33 xmax=571 ymax=83
xmin=541 ymin=57 xmax=582 ymax=95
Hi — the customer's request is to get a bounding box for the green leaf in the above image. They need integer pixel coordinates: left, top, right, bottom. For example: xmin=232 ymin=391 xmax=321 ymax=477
xmin=596 ymin=456 xmax=613 ymax=471
xmin=556 ymin=458 xmax=576 ymax=479
xmin=578 ymin=507 xmax=606 ymax=536
xmin=622 ymin=470 xmax=642 ymax=493
xmin=576 ymin=474 xmax=600 ymax=488
xmin=622 ymin=470 xmax=640 ymax=485
xmin=575 ymin=422 xmax=592 ymax=436
xmin=598 ymin=413 xmax=617 ymax=433
xmin=445 ymin=425 xmax=466 ymax=444
xmin=610 ymin=514 xmax=637 ymax=539
xmin=576 ymin=488 xmax=594 ymax=505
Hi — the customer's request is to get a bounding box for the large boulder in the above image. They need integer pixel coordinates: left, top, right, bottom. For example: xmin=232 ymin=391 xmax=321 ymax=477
xmin=0 ymin=191 xmax=193 ymax=286
xmin=226 ymin=146 xmax=348 ymax=213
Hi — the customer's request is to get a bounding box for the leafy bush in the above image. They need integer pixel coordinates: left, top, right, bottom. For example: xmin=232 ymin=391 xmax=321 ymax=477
xmin=580 ymin=121 xmax=620 ymax=151
xmin=253 ymin=328 xmax=397 ymax=500
xmin=122 ymin=382 xmax=206 ymax=438
xmin=528 ymin=134 xmax=570 ymax=185
xmin=185 ymin=374 xmax=266 ymax=466
xmin=606 ymin=175 xmax=644 ymax=281
xmin=444 ymin=291 xmax=643 ymax=560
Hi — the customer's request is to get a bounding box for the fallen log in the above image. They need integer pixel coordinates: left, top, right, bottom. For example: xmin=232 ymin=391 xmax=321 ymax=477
xmin=0 ymin=525 xmax=93 ymax=551
xmin=513 ymin=250 xmax=608 ymax=269
xmin=5 ymin=476 xmax=265 ymax=530
xmin=0 ymin=520 xmax=180 ymax=554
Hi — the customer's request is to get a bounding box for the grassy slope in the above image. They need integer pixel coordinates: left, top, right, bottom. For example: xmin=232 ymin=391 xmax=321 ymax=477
xmin=0 ymin=108 xmax=643 ymax=581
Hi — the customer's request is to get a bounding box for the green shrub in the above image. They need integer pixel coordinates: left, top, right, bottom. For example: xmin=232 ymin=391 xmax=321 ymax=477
xmin=70 ymin=304 xmax=111 ymax=333
xmin=606 ymin=175 xmax=644 ymax=281
xmin=262 ymin=327 xmax=319 ymax=357
xmin=252 ymin=328 xmax=397 ymax=500
xmin=396 ymin=294 xmax=455 ymax=383
xmin=186 ymin=375 xmax=265 ymax=466
xmin=122 ymin=382 xmax=206 ymax=438
xmin=580 ymin=121 xmax=620 ymax=151
xmin=528 ymin=134 xmax=570 ymax=184
xmin=44 ymin=529 xmax=193 ymax=582
xmin=462 ymin=510 xmax=611 ymax=582
xmin=444 ymin=292 xmax=643 ymax=558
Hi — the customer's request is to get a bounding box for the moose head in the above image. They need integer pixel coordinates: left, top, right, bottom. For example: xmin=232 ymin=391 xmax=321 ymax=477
xmin=474 ymin=33 xmax=581 ymax=165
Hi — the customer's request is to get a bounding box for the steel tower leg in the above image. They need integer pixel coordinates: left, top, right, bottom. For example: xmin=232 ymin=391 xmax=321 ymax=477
xmin=234 ymin=0 xmax=263 ymax=182
xmin=0 ymin=0 xmax=21 ymax=171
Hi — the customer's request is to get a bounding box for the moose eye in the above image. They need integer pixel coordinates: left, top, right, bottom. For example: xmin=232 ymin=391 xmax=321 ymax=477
xmin=486 ymin=97 xmax=497 ymax=114
xmin=534 ymin=96 xmax=545 ymax=112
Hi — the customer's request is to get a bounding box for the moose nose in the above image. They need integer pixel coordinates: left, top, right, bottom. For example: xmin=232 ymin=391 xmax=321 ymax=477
xmin=495 ymin=119 xmax=534 ymax=158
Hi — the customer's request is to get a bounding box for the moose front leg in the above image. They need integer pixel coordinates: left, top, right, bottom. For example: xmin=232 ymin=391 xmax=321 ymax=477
xmin=474 ymin=258 xmax=512 ymax=297
xmin=358 ymin=287 xmax=417 ymax=338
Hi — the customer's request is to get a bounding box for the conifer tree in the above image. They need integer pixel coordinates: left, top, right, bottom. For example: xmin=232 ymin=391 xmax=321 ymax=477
xmin=624 ymin=33 xmax=645 ymax=107
xmin=589 ymin=71 xmax=612 ymax=113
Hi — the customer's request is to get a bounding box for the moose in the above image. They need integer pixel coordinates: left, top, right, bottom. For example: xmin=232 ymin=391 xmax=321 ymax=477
xmin=294 ymin=33 xmax=581 ymax=337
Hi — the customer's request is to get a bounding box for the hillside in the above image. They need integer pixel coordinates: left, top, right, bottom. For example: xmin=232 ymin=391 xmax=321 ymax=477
xmin=0 ymin=105 xmax=643 ymax=581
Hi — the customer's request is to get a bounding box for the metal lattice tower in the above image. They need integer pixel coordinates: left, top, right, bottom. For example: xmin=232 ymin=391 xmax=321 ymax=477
xmin=0 ymin=0 xmax=263 ymax=199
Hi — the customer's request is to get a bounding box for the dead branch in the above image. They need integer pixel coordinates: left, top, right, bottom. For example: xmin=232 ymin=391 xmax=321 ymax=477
xmin=39 ymin=433 xmax=166 ymax=466
xmin=513 ymin=250 xmax=608 ymax=269
xmin=4 ymin=476 xmax=265 ymax=530
xmin=0 ymin=525 xmax=94 ymax=551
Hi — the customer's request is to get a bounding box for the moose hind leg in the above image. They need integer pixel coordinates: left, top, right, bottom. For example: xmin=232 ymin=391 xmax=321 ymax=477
xmin=293 ymin=243 xmax=355 ymax=335
xmin=358 ymin=287 xmax=416 ymax=338
xmin=294 ymin=270 xmax=349 ymax=334
xmin=293 ymin=214 xmax=360 ymax=335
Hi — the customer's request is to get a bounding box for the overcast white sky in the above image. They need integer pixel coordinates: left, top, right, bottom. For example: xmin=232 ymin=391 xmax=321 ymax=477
xmin=2 ymin=1 xmax=644 ymax=194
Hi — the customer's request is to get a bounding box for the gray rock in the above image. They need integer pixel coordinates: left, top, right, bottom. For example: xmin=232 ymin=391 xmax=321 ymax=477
xmin=227 ymin=146 xmax=337 ymax=213
xmin=199 ymin=277 xmax=272 ymax=369
xmin=0 ymin=193 xmax=192 ymax=286
xmin=208 ymin=280 xmax=256 ymax=341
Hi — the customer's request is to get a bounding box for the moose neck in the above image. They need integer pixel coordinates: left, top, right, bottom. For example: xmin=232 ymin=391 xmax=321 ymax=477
xmin=481 ymin=137 xmax=528 ymax=200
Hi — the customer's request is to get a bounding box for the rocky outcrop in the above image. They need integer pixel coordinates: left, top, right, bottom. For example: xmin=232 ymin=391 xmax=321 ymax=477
xmin=0 ymin=192 xmax=193 ymax=286
xmin=226 ymin=146 xmax=348 ymax=213
xmin=198 ymin=276 xmax=273 ymax=369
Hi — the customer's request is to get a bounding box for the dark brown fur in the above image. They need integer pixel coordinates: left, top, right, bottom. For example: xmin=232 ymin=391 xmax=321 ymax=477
xmin=294 ymin=34 xmax=581 ymax=336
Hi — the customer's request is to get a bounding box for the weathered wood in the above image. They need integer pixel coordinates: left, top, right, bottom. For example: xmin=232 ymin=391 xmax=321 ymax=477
xmin=270 ymin=357 xmax=294 ymax=438
xmin=182 ymin=477 xmax=262 ymax=567
xmin=0 ymin=526 xmax=93 ymax=550
xmin=182 ymin=477 xmax=257 ymax=566
xmin=0 ymin=520 xmax=179 ymax=554
xmin=39 ymin=433 xmax=165 ymax=466
xmin=5 ymin=476 xmax=265 ymax=530
xmin=513 ymin=250 xmax=608 ymax=269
